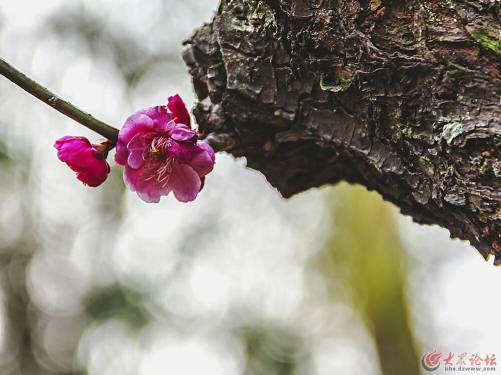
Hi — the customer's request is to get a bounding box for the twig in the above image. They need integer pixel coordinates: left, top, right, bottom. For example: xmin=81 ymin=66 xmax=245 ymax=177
xmin=0 ymin=57 xmax=119 ymax=145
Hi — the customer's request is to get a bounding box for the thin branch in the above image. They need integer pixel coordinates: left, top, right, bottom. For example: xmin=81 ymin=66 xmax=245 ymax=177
xmin=0 ymin=57 xmax=119 ymax=144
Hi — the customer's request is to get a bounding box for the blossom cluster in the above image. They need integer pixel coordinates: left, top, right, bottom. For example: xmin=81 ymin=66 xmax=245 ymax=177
xmin=54 ymin=95 xmax=215 ymax=203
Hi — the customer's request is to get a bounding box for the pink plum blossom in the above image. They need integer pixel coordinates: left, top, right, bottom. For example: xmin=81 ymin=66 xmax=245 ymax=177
xmin=115 ymin=95 xmax=215 ymax=203
xmin=54 ymin=136 xmax=110 ymax=187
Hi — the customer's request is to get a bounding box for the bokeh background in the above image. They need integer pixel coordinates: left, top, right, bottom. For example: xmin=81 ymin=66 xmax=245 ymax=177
xmin=0 ymin=1 xmax=499 ymax=374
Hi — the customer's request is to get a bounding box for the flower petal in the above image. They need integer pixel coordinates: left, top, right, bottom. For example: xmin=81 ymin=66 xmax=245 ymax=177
xmin=115 ymin=113 xmax=154 ymax=165
xmin=166 ymin=141 xmax=192 ymax=162
xmin=190 ymin=141 xmax=215 ymax=176
xmin=170 ymin=164 xmax=201 ymax=202
xmin=123 ymin=164 xmax=171 ymax=203
xmin=137 ymin=106 xmax=171 ymax=126
xmin=76 ymin=161 xmax=110 ymax=187
xmin=54 ymin=136 xmax=92 ymax=169
xmin=127 ymin=151 xmax=144 ymax=169
xmin=124 ymin=132 xmax=153 ymax=169
xmin=127 ymin=132 xmax=153 ymax=151
xmin=170 ymin=124 xmax=197 ymax=142
xmin=167 ymin=94 xmax=191 ymax=126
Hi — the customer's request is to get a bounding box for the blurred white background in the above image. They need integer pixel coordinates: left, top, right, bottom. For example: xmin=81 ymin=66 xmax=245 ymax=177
xmin=0 ymin=1 xmax=499 ymax=374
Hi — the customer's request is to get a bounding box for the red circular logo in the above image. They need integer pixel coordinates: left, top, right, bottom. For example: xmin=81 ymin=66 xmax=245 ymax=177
xmin=421 ymin=351 xmax=442 ymax=372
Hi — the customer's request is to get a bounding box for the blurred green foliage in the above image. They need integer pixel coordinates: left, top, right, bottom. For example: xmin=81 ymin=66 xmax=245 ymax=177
xmin=240 ymin=325 xmax=305 ymax=375
xmin=48 ymin=6 xmax=176 ymax=88
xmin=85 ymin=284 xmax=149 ymax=330
xmin=0 ymin=138 xmax=9 ymax=163
xmin=320 ymin=183 xmax=421 ymax=375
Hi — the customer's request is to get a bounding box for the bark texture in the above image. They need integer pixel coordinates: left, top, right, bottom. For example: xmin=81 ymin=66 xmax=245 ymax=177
xmin=183 ymin=0 xmax=501 ymax=264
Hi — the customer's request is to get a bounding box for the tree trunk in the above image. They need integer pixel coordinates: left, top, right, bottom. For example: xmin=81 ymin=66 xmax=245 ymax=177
xmin=183 ymin=0 xmax=501 ymax=264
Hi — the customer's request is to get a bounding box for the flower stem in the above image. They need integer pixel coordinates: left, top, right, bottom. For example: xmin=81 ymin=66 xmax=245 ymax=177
xmin=0 ymin=57 xmax=119 ymax=145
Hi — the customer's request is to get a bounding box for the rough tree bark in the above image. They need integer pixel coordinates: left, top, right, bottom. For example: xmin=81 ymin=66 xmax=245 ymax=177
xmin=183 ymin=0 xmax=501 ymax=264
